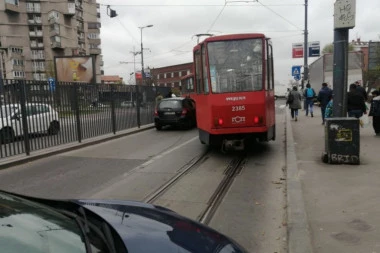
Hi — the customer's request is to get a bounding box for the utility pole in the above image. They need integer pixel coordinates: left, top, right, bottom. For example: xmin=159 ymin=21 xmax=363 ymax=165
xmin=303 ymin=0 xmax=309 ymax=84
xmin=332 ymin=0 xmax=356 ymax=117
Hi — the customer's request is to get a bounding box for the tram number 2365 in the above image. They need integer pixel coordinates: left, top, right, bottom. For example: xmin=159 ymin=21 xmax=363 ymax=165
xmin=232 ymin=105 xmax=245 ymax=111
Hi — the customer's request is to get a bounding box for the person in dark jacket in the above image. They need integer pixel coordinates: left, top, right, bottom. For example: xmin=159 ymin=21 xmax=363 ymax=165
xmin=347 ymin=83 xmax=367 ymax=119
xmin=368 ymin=90 xmax=380 ymax=136
xmin=286 ymin=86 xmax=302 ymax=121
xmin=317 ymin=82 xmax=333 ymax=124
xmin=355 ymin=81 xmax=368 ymax=101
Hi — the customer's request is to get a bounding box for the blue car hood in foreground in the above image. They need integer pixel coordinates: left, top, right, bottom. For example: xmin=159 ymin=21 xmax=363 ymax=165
xmin=76 ymin=199 xmax=247 ymax=253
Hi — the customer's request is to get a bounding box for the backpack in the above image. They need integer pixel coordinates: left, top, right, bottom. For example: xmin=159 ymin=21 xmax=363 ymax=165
xmin=306 ymin=88 xmax=315 ymax=98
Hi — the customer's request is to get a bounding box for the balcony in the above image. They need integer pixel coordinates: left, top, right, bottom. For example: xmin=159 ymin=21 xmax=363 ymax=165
xmin=50 ymin=29 xmax=60 ymax=37
xmin=64 ymin=3 xmax=75 ymax=16
xmin=51 ymin=41 xmax=63 ymax=49
xmin=78 ymin=37 xmax=85 ymax=43
xmin=29 ymin=31 xmax=37 ymax=36
xmin=36 ymin=31 xmax=43 ymax=37
xmin=89 ymin=38 xmax=101 ymax=45
xmin=89 ymin=48 xmax=101 ymax=55
xmin=5 ymin=2 xmax=20 ymax=13
xmin=77 ymin=26 xmax=84 ymax=33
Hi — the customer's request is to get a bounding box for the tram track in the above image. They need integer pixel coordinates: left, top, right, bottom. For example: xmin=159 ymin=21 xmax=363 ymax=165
xmin=198 ymin=154 xmax=247 ymax=225
xmin=143 ymin=149 xmax=211 ymax=203
xmin=144 ymin=150 xmax=247 ymax=226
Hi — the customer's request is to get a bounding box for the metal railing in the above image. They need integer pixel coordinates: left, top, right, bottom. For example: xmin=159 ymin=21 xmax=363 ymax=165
xmin=0 ymin=80 xmax=170 ymax=158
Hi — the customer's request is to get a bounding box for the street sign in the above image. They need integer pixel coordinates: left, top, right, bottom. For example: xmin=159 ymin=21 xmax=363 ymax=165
xmin=292 ymin=43 xmax=304 ymax=58
xmin=291 ymin=66 xmax=301 ymax=76
xmin=308 ymin=41 xmax=320 ymax=57
xmin=48 ymin=77 xmax=55 ymax=92
xmin=334 ymin=0 xmax=356 ymax=29
xmin=294 ymin=75 xmax=301 ymax=81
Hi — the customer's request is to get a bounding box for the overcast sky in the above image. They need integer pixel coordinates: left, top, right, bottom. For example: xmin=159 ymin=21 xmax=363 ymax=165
xmin=97 ymin=0 xmax=380 ymax=85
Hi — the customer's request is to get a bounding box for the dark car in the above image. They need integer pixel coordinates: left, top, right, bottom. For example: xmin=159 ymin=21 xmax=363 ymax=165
xmin=154 ymin=97 xmax=196 ymax=130
xmin=0 ymin=190 xmax=247 ymax=253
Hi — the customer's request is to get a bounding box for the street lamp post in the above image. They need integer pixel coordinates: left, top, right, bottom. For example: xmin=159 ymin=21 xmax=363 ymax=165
xmin=137 ymin=24 xmax=153 ymax=128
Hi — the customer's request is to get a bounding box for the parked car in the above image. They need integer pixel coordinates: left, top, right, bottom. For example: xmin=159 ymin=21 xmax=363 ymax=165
xmin=0 ymin=190 xmax=248 ymax=253
xmin=89 ymin=102 xmax=110 ymax=109
xmin=0 ymin=103 xmax=60 ymax=143
xmin=120 ymin=101 xmax=134 ymax=108
xmin=154 ymin=97 xmax=196 ymax=130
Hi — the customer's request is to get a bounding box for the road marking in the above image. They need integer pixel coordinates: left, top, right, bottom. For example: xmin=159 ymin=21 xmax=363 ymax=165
xmin=123 ymin=136 xmax=198 ymax=176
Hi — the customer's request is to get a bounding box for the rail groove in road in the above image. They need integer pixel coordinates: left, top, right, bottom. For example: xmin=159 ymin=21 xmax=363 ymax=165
xmin=144 ymin=151 xmax=247 ymax=226
xmin=143 ymin=149 xmax=211 ymax=203
xmin=198 ymin=154 xmax=247 ymax=225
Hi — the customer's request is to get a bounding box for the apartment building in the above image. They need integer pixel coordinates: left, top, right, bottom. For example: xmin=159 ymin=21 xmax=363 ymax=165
xmin=0 ymin=0 xmax=103 ymax=83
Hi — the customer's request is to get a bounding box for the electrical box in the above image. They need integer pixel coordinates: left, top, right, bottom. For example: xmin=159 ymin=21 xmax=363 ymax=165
xmin=323 ymin=118 xmax=360 ymax=164
xmin=334 ymin=0 xmax=356 ymax=29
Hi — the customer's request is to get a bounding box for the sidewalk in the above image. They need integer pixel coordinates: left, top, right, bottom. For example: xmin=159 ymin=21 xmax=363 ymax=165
xmin=286 ymin=107 xmax=380 ymax=253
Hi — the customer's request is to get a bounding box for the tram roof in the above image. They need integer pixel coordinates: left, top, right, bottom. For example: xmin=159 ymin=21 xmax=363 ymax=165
xmin=201 ymin=33 xmax=266 ymax=44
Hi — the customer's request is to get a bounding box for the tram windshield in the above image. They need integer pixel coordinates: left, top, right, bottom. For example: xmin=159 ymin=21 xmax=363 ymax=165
xmin=207 ymin=38 xmax=263 ymax=93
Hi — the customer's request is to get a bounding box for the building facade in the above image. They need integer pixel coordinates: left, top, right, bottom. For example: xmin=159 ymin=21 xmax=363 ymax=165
xmin=101 ymin=75 xmax=123 ymax=84
xmin=149 ymin=62 xmax=193 ymax=88
xmin=0 ymin=0 xmax=103 ymax=83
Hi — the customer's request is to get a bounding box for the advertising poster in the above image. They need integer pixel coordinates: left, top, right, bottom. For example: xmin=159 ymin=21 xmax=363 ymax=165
xmin=55 ymin=56 xmax=95 ymax=83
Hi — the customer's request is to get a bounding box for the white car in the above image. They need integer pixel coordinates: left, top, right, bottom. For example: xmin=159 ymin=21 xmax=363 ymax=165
xmin=0 ymin=103 xmax=60 ymax=143
xmin=120 ymin=101 xmax=134 ymax=108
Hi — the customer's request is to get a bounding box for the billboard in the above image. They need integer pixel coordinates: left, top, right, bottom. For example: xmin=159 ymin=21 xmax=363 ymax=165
xmin=54 ymin=56 xmax=96 ymax=83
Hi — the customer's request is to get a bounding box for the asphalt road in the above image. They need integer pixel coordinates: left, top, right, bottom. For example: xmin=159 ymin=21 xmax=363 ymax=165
xmin=0 ymin=100 xmax=288 ymax=252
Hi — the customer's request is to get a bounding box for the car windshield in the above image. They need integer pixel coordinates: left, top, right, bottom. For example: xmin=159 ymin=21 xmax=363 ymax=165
xmin=158 ymin=100 xmax=182 ymax=109
xmin=207 ymin=38 xmax=263 ymax=93
xmin=0 ymin=192 xmax=87 ymax=253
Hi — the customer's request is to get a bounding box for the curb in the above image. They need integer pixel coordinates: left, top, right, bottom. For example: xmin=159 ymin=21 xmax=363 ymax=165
xmin=286 ymin=111 xmax=314 ymax=253
xmin=0 ymin=124 xmax=155 ymax=170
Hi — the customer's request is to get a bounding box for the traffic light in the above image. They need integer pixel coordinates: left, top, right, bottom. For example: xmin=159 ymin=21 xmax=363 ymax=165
xmin=107 ymin=5 xmax=118 ymax=18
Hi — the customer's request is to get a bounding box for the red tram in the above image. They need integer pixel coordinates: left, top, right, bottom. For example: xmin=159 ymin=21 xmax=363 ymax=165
xmin=190 ymin=33 xmax=275 ymax=150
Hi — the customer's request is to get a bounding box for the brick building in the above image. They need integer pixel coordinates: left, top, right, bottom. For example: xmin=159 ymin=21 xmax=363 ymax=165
xmin=101 ymin=75 xmax=123 ymax=84
xmin=149 ymin=62 xmax=193 ymax=88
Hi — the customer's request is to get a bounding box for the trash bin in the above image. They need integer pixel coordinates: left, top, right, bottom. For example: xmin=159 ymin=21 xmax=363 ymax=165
xmin=322 ymin=117 xmax=360 ymax=164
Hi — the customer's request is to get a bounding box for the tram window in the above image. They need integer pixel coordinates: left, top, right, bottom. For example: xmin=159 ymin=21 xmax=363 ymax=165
xmin=207 ymin=39 xmax=263 ymax=93
xmin=194 ymin=49 xmax=203 ymax=94
xmin=202 ymin=45 xmax=209 ymax=94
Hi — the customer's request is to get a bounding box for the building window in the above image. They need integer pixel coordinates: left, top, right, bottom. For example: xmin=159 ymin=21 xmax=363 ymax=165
xmin=26 ymin=2 xmax=41 ymax=12
xmin=13 ymin=71 xmax=25 ymax=78
xmin=88 ymin=33 xmax=99 ymax=39
xmin=13 ymin=59 xmax=24 ymax=66
xmin=11 ymin=47 xmax=23 ymax=54
xmin=6 ymin=0 xmax=19 ymax=5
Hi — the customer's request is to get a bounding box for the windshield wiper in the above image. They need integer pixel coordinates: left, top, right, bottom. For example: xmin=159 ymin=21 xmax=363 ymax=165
xmin=59 ymin=209 xmax=93 ymax=253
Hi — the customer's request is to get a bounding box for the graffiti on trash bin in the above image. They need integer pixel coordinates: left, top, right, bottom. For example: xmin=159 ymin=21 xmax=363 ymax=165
xmin=335 ymin=129 xmax=352 ymax=141
xmin=330 ymin=154 xmax=359 ymax=164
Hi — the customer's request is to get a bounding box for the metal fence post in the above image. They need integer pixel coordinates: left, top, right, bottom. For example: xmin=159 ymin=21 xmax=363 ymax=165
xmin=111 ymin=85 xmax=116 ymax=134
xmin=73 ymin=84 xmax=82 ymax=143
xmin=19 ymin=80 xmax=30 ymax=155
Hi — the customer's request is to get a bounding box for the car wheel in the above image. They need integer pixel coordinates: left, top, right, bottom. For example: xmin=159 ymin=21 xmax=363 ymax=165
xmin=155 ymin=124 xmax=162 ymax=130
xmin=0 ymin=127 xmax=15 ymax=144
xmin=48 ymin=121 xmax=60 ymax=135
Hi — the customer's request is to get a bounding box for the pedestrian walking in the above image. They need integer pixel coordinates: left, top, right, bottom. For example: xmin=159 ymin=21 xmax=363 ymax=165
xmin=355 ymin=81 xmax=368 ymax=101
xmin=368 ymin=90 xmax=380 ymax=137
xmin=303 ymin=82 xmax=316 ymax=117
xmin=324 ymin=94 xmax=333 ymax=120
xmin=286 ymin=86 xmax=302 ymax=121
xmin=317 ymin=82 xmax=333 ymax=124
xmin=347 ymin=83 xmax=367 ymax=124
